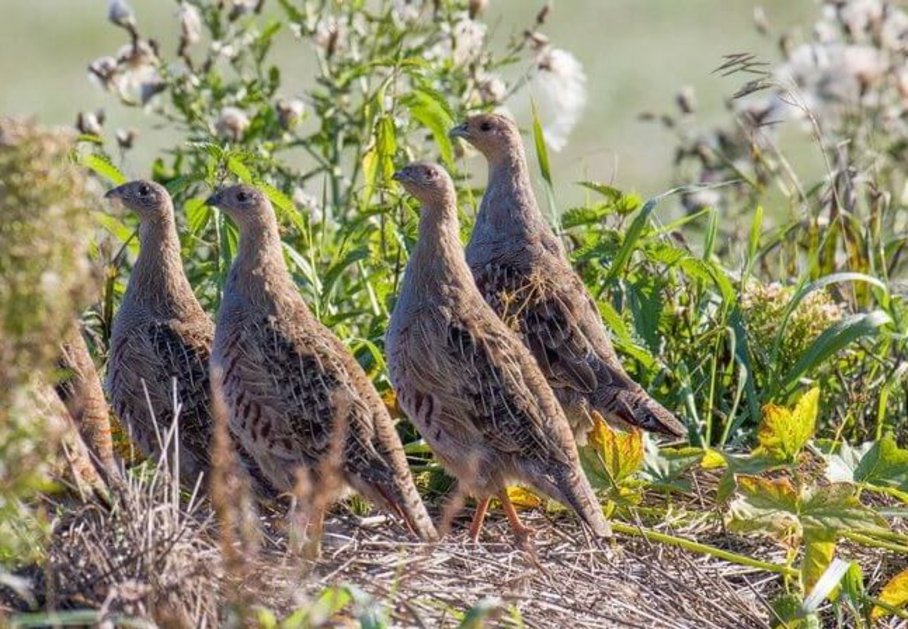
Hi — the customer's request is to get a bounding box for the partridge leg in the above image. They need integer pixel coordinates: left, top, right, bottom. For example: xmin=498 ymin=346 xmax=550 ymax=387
xmin=498 ymin=490 xmax=533 ymax=541
xmin=468 ymin=496 xmax=491 ymax=542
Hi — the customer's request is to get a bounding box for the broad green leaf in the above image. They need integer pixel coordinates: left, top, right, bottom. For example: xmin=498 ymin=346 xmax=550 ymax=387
xmin=873 ymin=568 xmax=908 ymax=619
xmin=801 ymin=528 xmax=836 ymax=594
xmin=728 ymin=476 xmax=800 ymax=539
xmin=641 ymin=441 xmax=704 ymax=492
xmin=756 ymin=387 xmax=819 ymax=463
xmin=817 ymin=438 xmax=874 ymax=483
xmin=710 ymin=450 xmax=783 ymax=502
xmin=184 ymin=197 xmax=211 ymax=234
xmin=226 ymin=154 xmax=253 ymax=183
xmin=401 ymin=87 xmax=454 ymax=165
xmin=82 ymin=152 xmax=126 ymax=185
xmin=771 ymin=592 xmax=820 ymax=629
xmin=799 ymin=483 xmax=888 ymax=533
xmin=854 ymin=433 xmax=908 ymax=493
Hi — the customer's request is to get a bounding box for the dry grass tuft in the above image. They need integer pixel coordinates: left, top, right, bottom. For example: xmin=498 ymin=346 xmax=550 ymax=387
xmin=36 ymin=458 xmax=219 ymax=626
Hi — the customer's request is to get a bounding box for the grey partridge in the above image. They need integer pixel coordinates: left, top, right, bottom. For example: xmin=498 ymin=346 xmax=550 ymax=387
xmin=386 ymin=162 xmax=611 ymax=541
xmin=104 ymin=180 xmax=275 ymax=496
xmin=450 ymin=113 xmax=686 ymax=441
xmin=206 ymin=184 xmax=437 ymax=541
xmin=57 ymin=324 xmax=118 ymax=477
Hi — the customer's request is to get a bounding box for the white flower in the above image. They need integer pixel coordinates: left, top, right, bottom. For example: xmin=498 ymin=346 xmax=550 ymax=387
xmin=450 ymin=17 xmax=486 ymax=66
xmin=292 ymin=187 xmax=324 ymax=223
xmin=314 ymin=16 xmax=346 ymax=56
xmin=777 ymin=42 xmax=887 ymax=113
xmin=477 ymin=74 xmax=507 ymax=105
xmin=215 ymin=107 xmax=250 ymax=141
xmin=839 ymin=0 xmax=884 ymax=40
xmin=108 ymin=0 xmax=135 ymax=29
xmin=87 ymin=56 xmax=119 ymax=90
xmin=276 ymin=98 xmax=305 ymax=130
xmin=528 ymin=48 xmax=587 ymax=151
xmin=392 ymin=0 xmax=423 ymax=24
xmin=211 ymin=40 xmax=238 ymax=60
xmin=880 ymin=6 xmax=908 ymax=51
xmin=116 ymin=128 xmax=139 ymax=149
xmin=76 ymin=110 xmax=104 ymax=136
xmin=179 ymin=3 xmax=203 ymax=46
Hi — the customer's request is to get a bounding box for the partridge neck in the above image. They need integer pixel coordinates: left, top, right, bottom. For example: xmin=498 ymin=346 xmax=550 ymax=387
xmin=127 ymin=214 xmax=200 ymax=318
xmin=479 ymin=145 xmax=547 ymax=241
xmin=407 ymin=199 xmax=473 ymax=302
xmin=228 ymin=213 xmax=296 ymax=305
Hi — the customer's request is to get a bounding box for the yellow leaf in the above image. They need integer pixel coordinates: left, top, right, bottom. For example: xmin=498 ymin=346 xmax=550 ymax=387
xmin=701 ymin=448 xmax=727 ymax=469
xmin=502 ymin=486 xmax=542 ymax=510
xmin=801 ymin=528 xmax=836 ymax=594
xmin=381 ymin=389 xmax=399 ymax=416
xmin=588 ymin=417 xmax=644 ymax=485
xmin=757 ymin=387 xmax=819 ymax=462
xmin=873 ymin=568 xmax=908 ymax=619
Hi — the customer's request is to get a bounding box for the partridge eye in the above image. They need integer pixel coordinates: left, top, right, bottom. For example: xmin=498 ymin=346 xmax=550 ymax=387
xmin=237 ymin=191 xmax=250 ymax=202
xmin=425 ymin=169 xmax=437 ymax=179
xmin=479 ymin=121 xmax=493 ymax=132
xmin=138 ymin=184 xmax=150 ymax=196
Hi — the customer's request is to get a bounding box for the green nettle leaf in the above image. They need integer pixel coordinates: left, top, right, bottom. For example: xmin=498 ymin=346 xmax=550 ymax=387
xmin=82 ymin=152 xmax=126 ymax=185
xmin=185 ymin=197 xmax=212 ymax=234
xmin=854 ymin=433 xmax=908 ymax=493
xmin=226 ymin=154 xmax=253 ymax=183
xmin=755 ymin=387 xmax=819 ymax=463
xmin=401 ymin=87 xmax=454 ymax=165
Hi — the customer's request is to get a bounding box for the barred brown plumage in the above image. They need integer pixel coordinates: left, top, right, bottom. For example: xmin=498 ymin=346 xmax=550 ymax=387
xmin=104 ymin=180 xmax=276 ymax=497
xmin=387 ymin=162 xmax=611 ymax=541
xmin=207 ymin=184 xmax=437 ymax=542
xmin=451 ymin=113 xmax=686 ymax=441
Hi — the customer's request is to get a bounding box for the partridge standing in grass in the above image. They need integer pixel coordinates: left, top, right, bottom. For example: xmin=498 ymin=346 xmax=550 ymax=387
xmin=56 ymin=324 xmax=118 ymax=477
xmin=104 ymin=180 xmax=274 ymax=496
xmin=450 ymin=113 xmax=686 ymax=441
xmin=206 ymin=184 xmax=437 ymax=541
xmin=387 ymin=162 xmax=610 ymax=541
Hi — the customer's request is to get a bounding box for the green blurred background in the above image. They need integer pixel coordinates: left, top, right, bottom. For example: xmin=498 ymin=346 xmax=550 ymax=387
xmin=0 ymin=1 xmax=815 ymax=195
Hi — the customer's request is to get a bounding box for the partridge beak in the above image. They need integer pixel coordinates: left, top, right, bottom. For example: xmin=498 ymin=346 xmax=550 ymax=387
xmin=205 ymin=189 xmax=223 ymax=207
xmin=448 ymin=122 xmax=469 ymax=139
xmin=392 ymin=170 xmax=408 ymax=183
xmin=104 ymin=185 xmax=125 ymax=200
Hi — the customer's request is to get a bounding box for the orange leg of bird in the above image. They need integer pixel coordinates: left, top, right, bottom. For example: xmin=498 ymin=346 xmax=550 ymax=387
xmin=468 ymin=496 xmax=491 ymax=542
xmin=498 ymin=490 xmax=534 ymax=542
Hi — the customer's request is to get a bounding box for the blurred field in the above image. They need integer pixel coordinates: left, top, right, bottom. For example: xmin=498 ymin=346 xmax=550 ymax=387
xmin=0 ymin=1 xmax=814 ymax=194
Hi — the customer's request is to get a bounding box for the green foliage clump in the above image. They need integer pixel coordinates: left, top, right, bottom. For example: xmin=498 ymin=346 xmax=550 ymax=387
xmin=0 ymin=118 xmax=98 ymax=564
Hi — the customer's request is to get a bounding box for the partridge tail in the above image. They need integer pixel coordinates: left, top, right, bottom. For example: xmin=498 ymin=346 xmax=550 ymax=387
xmin=372 ymin=473 xmax=439 ymax=542
xmin=532 ymin=462 xmax=611 ymax=538
xmin=597 ymin=387 xmax=686 ymax=438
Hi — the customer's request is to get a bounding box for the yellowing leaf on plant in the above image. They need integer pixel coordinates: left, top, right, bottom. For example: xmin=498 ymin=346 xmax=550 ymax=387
xmin=726 ymin=475 xmax=801 ymax=541
xmin=502 ymin=486 xmax=542 ymax=510
xmin=872 ymin=568 xmax=908 ymax=619
xmin=587 ymin=416 xmax=644 ymax=486
xmin=801 ymin=528 xmax=836 ymax=594
xmin=757 ymin=387 xmax=819 ymax=463
xmin=381 ymin=389 xmax=399 ymax=416
xmin=701 ymin=448 xmax=727 ymax=469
